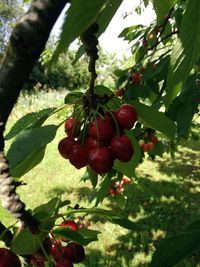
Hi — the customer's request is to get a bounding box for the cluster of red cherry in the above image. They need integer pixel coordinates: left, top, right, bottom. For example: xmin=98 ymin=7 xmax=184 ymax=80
xmin=0 ymin=220 xmax=85 ymax=267
xmin=108 ymin=176 xmax=132 ymax=197
xmin=31 ymin=220 xmax=85 ymax=267
xmin=138 ymin=133 xmax=158 ymax=152
xmin=58 ymin=104 xmax=138 ymax=175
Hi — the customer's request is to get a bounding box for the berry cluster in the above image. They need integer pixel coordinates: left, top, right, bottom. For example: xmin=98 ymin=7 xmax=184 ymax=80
xmin=108 ymin=176 xmax=132 ymax=196
xmin=138 ymin=133 xmax=158 ymax=152
xmin=30 ymin=220 xmax=85 ymax=267
xmin=58 ymin=104 xmax=138 ymax=175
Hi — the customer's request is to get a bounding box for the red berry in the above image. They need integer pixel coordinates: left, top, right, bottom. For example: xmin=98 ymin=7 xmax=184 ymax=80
xmin=65 ymin=118 xmax=80 ymax=138
xmin=115 ymin=88 xmax=124 ymax=97
xmin=69 ymin=144 xmax=89 ymax=169
xmin=51 ymin=245 xmax=62 ymax=262
xmin=89 ymin=115 xmax=114 ymax=141
xmin=60 ymin=220 xmax=78 ymax=231
xmin=58 ymin=137 xmax=76 ymax=159
xmin=0 ymin=248 xmax=21 ymax=267
xmin=62 ymin=242 xmax=85 ymax=263
xmin=132 ymin=72 xmax=142 ymax=84
xmin=56 ymin=259 xmax=73 ymax=267
xmin=122 ymin=176 xmax=132 ymax=185
xmin=150 ymin=135 xmax=158 ymax=144
xmin=148 ymin=141 xmax=155 ymax=150
xmin=116 ymin=184 xmax=124 ymax=194
xmin=114 ymin=104 xmax=138 ymax=129
xmin=30 ymin=255 xmax=45 ymax=267
xmin=111 ymin=135 xmax=133 ymax=162
xmin=142 ymin=143 xmax=151 ymax=152
xmin=88 ymin=147 xmax=114 ymax=174
xmin=85 ymin=136 xmax=107 ymax=150
xmin=108 ymin=187 xmax=117 ymax=196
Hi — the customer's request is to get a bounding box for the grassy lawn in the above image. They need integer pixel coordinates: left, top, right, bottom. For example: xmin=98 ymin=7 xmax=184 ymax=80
xmin=0 ymin=90 xmax=200 ymax=267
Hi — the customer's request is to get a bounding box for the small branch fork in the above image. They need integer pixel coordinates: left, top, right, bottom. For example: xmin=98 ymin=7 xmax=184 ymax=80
xmin=0 ymin=0 xmax=69 ymax=238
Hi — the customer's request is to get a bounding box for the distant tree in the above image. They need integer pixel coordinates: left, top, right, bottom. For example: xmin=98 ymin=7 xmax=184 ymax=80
xmin=0 ymin=0 xmax=23 ymax=54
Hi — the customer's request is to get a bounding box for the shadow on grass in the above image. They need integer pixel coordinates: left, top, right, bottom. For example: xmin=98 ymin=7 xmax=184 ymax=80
xmin=73 ymin=164 xmax=200 ymax=266
xmin=157 ymin=148 xmax=200 ymax=180
xmin=47 ymin=141 xmax=200 ymax=266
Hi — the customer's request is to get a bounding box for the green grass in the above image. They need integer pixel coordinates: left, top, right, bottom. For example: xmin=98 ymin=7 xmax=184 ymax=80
xmin=1 ymin=90 xmax=200 ymax=267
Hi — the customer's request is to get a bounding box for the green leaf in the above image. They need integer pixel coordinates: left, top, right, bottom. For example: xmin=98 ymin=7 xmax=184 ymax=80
xmin=5 ymin=108 xmax=56 ymax=140
xmin=68 ymin=208 xmax=141 ymax=230
xmin=78 ymin=227 xmax=101 ymax=239
xmin=167 ymin=75 xmax=199 ymax=138
xmin=11 ymin=229 xmax=41 ymax=255
xmin=53 ymin=227 xmax=98 ymax=246
xmin=97 ymin=0 xmax=123 ymax=36
xmin=50 ymin=0 xmax=108 ymax=66
xmin=165 ymin=0 xmax=200 ymax=106
xmin=64 ymin=91 xmax=84 ymax=104
xmin=152 ymin=0 xmax=175 ymax=22
xmin=11 ymin=218 xmax=55 ymax=256
xmin=114 ymin=130 xmax=141 ymax=178
xmin=33 ymin=197 xmax=61 ymax=219
xmin=94 ymin=85 xmax=113 ymax=96
xmin=131 ymin=101 xmax=176 ymax=140
xmin=150 ymin=229 xmax=200 ymax=267
xmin=7 ymin=125 xmax=58 ymax=178
xmin=109 ymin=217 xmax=139 ymax=231
xmin=73 ymin=0 xmax=123 ymax=63
xmin=82 ymin=166 xmax=98 ymax=188
xmin=95 ymin=171 xmax=115 ymax=206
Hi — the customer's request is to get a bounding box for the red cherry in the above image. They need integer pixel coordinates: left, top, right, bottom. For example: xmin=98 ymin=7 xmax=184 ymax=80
xmin=150 ymin=135 xmax=158 ymax=144
xmin=132 ymin=72 xmax=142 ymax=84
xmin=58 ymin=137 xmax=76 ymax=159
xmin=51 ymin=244 xmax=62 ymax=262
xmin=143 ymin=39 xmax=148 ymax=47
xmin=116 ymin=184 xmax=124 ymax=194
xmin=0 ymin=248 xmax=21 ymax=267
xmin=108 ymin=186 xmax=117 ymax=196
xmin=88 ymin=147 xmax=114 ymax=174
xmin=115 ymin=88 xmax=125 ymax=97
xmin=69 ymin=144 xmax=89 ymax=169
xmin=89 ymin=115 xmax=114 ymax=141
xmin=56 ymin=259 xmax=73 ymax=267
xmin=122 ymin=176 xmax=132 ymax=185
xmin=85 ymin=136 xmax=107 ymax=150
xmin=65 ymin=118 xmax=80 ymax=138
xmin=62 ymin=242 xmax=85 ymax=263
xmin=111 ymin=135 xmax=133 ymax=162
xmin=30 ymin=255 xmax=45 ymax=267
xmin=148 ymin=141 xmax=155 ymax=150
xmin=114 ymin=104 xmax=138 ymax=129
xmin=60 ymin=220 xmax=78 ymax=231
xmin=142 ymin=143 xmax=151 ymax=152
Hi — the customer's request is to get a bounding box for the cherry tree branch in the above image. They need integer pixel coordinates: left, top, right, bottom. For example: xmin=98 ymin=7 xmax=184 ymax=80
xmin=0 ymin=0 xmax=69 ymax=150
xmin=0 ymin=0 xmax=69 ymax=234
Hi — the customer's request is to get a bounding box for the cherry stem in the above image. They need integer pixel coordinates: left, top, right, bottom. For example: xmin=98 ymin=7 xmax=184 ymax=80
xmin=104 ymin=104 xmax=120 ymax=137
xmin=36 ymin=236 xmax=53 ymax=267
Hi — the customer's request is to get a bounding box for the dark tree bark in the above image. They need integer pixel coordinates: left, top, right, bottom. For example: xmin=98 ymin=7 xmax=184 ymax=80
xmin=0 ymin=0 xmax=69 ymax=236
